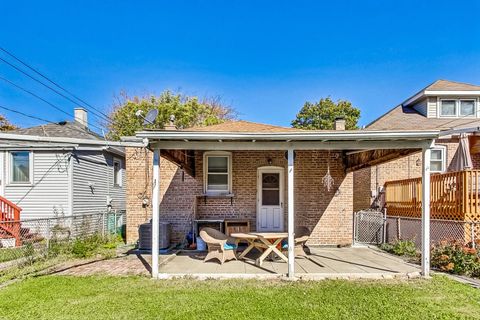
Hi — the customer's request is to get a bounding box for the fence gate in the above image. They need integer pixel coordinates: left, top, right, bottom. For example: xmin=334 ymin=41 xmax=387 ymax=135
xmin=354 ymin=210 xmax=386 ymax=245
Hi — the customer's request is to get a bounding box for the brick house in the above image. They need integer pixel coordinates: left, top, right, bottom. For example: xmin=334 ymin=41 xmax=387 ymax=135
xmin=125 ymin=119 xmax=445 ymax=277
xmin=353 ymin=80 xmax=480 ymax=212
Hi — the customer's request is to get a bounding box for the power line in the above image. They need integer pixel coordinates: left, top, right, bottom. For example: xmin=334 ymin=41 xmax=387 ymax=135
xmin=0 ymin=103 xmax=58 ymax=124
xmin=0 ymin=75 xmax=106 ymax=132
xmin=0 ymin=47 xmax=112 ymax=122
xmin=0 ymin=55 xmax=112 ymax=125
xmin=0 ymin=103 xmax=116 ymax=139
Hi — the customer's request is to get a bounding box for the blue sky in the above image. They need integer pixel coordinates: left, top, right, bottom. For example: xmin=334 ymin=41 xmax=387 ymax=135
xmin=1 ymin=1 xmax=480 ymax=131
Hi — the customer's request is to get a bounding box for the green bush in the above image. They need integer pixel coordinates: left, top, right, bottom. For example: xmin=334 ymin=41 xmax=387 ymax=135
xmin=431 ymin=240 xmax=480 ymax=277
xmin=380 ymin=239 xmax=417 ymax=257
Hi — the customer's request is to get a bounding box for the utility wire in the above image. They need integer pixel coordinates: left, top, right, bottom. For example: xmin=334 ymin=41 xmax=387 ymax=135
xmin=0 ymin=75 xmax=105 ymax=132
xmin=0 ymin=103 xmax=58 ymax=124
xmin=0 ymin=56 xmax=112 ymax=126
xmin=0 ymin=103 xmax=118 ymax=140
xmin=0 ymin=47 xmax=112 ymax=122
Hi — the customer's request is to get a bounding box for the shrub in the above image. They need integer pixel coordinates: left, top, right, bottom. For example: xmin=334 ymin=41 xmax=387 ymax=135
xmin=380 ymin=239 xmax=417 ymax=257
xmin=431 ymin=240 xmax=480 ymax=276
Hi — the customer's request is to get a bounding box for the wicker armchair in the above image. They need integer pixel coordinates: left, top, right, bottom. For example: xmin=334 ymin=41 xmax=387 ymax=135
xmin=282 ymin=226 xmax=311 ymax=257
xmin=199 ymin=227 xmax=238 ymax=264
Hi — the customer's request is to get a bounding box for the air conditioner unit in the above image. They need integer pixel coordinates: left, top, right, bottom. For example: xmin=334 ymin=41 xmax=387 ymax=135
xmin=138 ymin=220 xmax=170 ymax=250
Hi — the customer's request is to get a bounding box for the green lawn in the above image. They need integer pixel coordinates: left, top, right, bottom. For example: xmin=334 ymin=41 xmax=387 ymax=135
xmin=0 ymin=276 xmax=479 ymax=319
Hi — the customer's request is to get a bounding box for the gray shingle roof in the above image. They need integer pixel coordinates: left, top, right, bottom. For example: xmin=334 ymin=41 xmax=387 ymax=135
xmin=366 ymin=105 xmax=480 ymax=131
xmin=13 ymin=121 xmax=103 ymax=140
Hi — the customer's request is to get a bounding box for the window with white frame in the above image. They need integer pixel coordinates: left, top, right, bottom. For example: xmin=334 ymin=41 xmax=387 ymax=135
xmin=430 ymin=146 xmax=446 ymax=173
xmin=460 ymin=100 xmax=476 ymax=116
xmin=113 ymin=158 xmax=122 ymax=187
xmin=440 ymin=100 xmax=456 ymax=116
xmin=440 ymin=99 xmax=476 ymax=117
xmin=203 ymin=152 xmax=232 ymax=194
xmin=10 ymin=151 xmax=32 ymax=183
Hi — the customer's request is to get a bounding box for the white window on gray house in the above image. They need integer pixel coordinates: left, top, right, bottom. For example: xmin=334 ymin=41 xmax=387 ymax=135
xmin=204 ymin=152 xmax=232 ymax=194
xmin=10 ymin=151 xmax=31 ymax=183
xmin=460 ymin=100 xmax=476 ymax=116
xmin=113 ymin=158 xmax=122 ymax=187
xmin=430 ymin=146 xmax=446 ymax=173
xmin=440 ymin=100 xmax=457 ymax=116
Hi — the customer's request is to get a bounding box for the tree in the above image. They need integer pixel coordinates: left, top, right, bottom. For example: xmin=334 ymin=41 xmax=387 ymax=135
xmin=291 ymin=97 xmax=360 ymax=130
xmin=106 ymin=91 xmax=238 ymax=140
xmin=0 ymin=114 xmax=17 ymax=131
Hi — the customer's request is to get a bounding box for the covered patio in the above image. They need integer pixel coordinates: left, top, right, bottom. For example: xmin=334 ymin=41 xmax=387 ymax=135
xmin=136 ymin=123 xmax=441 ymax=279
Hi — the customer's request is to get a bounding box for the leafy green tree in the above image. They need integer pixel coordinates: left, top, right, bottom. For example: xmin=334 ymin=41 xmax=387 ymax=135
xmin=0 ymin=114 xmax=17 ymax=131
xmin=107 ymin=91 xmax=237 ymax=140
xmin=291 ymin=97 xmax=360 ymax=130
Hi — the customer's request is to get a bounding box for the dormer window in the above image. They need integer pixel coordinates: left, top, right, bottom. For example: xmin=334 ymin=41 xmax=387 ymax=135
xmin=440 ymin=99 xmax=476 ymax=117
xmin=440 ymin=100 xmax=456 ymax=116
xmin=460 ymin=100 xmax=475 ymax=116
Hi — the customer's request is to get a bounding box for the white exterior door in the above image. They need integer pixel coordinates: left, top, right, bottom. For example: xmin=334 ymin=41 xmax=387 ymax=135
xmin=257 ymin=167 xmax=284 ymax=232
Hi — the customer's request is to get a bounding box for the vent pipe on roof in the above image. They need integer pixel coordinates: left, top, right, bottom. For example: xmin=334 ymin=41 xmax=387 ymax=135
xmin=74 ymin=108 xmax=88 ymax=128
xmin=334 ymin=116 xmax=346 ymax=131
xmin=164 ymin=114 xmax=177 ymax=130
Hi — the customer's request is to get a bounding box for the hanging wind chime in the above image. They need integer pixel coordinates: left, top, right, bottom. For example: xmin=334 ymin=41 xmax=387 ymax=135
xmin=322 ymin=151 xmax=335 ymax=192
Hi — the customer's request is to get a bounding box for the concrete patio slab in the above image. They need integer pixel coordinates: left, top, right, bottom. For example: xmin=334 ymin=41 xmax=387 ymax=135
xmin=55 ymin=246 xmax=421 ymax=280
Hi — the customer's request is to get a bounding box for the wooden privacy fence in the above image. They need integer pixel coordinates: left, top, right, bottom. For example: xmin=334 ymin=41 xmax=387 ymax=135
xmin=385 ymin=170 xmax=480 ymax=221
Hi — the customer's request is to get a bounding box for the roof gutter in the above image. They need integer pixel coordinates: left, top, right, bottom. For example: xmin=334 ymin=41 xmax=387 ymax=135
xmin=0 ymin=132 xmax=145 ymax=147
xmin=438 ymin=127 xmax=480 ymax=137
xmin=136 ymin=130 xmax=440 ymax=141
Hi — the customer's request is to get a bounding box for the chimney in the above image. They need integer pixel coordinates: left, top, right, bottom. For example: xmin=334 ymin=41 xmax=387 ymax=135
xmin=74 ymin=108 xmax=88 ymax=128
xmin=334 ymin=116 xmax=346 ymax=131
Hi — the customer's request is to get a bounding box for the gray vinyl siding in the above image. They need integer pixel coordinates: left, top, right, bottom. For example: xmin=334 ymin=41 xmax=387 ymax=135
xmin=72 ymin=151 xmax=125 ymax=215
xmin=105 ymin=153 xmax=126 ymax=211
xmin=3 ymin=150 xmax=70 ymax=220
xmin=412 ymin=98 xmax=428 ymax=116
xmin=427 ymin=97 xmax=437 ymax=118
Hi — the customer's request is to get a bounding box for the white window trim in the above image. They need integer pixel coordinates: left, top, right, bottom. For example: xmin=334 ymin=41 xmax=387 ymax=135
xmin=430 ymin=145 xmax=446 ymax=173
xmin=438 ymin=98 xmax=478 ymax=118
xmin=7 ymin=151 xmax=34 ymax=186
xmin=113 ymin=157 xmax=122 ymax=187
xmin=203 ymin=151 xmax=232 ymax=195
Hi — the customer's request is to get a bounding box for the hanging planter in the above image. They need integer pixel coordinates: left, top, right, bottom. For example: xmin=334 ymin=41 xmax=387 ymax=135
xmin=322 ymin=151 xmax=335 ymax=192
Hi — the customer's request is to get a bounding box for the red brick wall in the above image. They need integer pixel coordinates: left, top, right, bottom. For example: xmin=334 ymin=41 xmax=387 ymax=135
xmin=126 ymin=148 xmax=353 ymax=246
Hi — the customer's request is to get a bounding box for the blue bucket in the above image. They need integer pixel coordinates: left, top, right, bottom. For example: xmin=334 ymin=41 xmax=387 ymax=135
xmin=196 ymin=237 xmax=206 ymax=251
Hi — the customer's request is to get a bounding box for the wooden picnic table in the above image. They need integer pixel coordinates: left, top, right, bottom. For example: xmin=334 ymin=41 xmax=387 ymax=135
xmin=231 ymin=232 xmax=289 ymax=266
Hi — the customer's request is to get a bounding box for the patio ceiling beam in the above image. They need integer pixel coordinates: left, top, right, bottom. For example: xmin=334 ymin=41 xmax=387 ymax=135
xmin=345 ymin=148 xmax=421 ymax=172
xmin=160 ymin=149 xmax=195 ymax=178
xmin=150 ymin=140 xmax=433 ymax=151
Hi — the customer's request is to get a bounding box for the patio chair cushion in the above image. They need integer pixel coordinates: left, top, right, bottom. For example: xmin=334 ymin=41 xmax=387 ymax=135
xmin=224 ymin=243 xmax=237 ymax=250
xmin=281 ymin=240 xmax=288 ymax=249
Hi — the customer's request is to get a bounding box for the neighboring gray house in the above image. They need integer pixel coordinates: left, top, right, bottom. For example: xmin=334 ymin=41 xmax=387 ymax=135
xmin=0 ymin=108 xmax=126 ymax=220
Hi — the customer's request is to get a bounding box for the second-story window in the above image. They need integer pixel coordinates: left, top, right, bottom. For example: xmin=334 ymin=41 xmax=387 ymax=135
xmin=440 ymin=100 xmax=456 ymax=116
xmin=460 ymin=100 xmax=475 ymax=116
xmin=440 ymin=99 xmax=476 ymax=117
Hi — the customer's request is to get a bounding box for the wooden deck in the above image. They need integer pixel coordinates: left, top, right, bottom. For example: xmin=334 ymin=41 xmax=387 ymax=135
xmin=385 ymin=170 xmax=480 ymax=221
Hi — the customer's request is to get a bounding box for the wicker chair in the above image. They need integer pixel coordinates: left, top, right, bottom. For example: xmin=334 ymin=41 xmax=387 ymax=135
xmin=282 ymin=226 xmax=311 ymax=257
xmin=199 ymin=227 xmax=238 ymax=264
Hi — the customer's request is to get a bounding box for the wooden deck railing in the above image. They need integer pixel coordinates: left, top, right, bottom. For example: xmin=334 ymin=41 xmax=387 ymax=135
xmin=0 ymin=196 xmax=22 ymax=246
xmin=385 ymin=170 xmax=480 ymax=221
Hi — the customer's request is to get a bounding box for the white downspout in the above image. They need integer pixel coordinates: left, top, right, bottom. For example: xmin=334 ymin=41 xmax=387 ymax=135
xmin=152 ymin=148 xmax=160 ymax=278
xmin=421 ymin=146 xmax=432 ymax=277
xmin=287 ymin=148 xmax=295 ymax=279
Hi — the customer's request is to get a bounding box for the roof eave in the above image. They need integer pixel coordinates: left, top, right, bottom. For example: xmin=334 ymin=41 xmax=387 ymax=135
xmin=136 ymin=130 xmax=441 ymax=141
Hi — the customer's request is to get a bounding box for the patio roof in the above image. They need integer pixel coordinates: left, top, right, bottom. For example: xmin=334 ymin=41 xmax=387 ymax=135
xmin=138 ymin=121 xmax=438 ymax=279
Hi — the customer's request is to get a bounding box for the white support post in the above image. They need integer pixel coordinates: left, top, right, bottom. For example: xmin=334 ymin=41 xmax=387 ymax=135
xmin=421 ymin=147 xmax=431 ymax=277
xmin=287 ymin=149 xmax=295 ymax=279
xmin=152 ymin=148 xmax=161 ymax=278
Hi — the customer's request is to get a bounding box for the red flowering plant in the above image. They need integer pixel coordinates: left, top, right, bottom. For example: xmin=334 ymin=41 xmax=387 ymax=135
xmin=431 ymin=240 xmax=480 ymax=276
